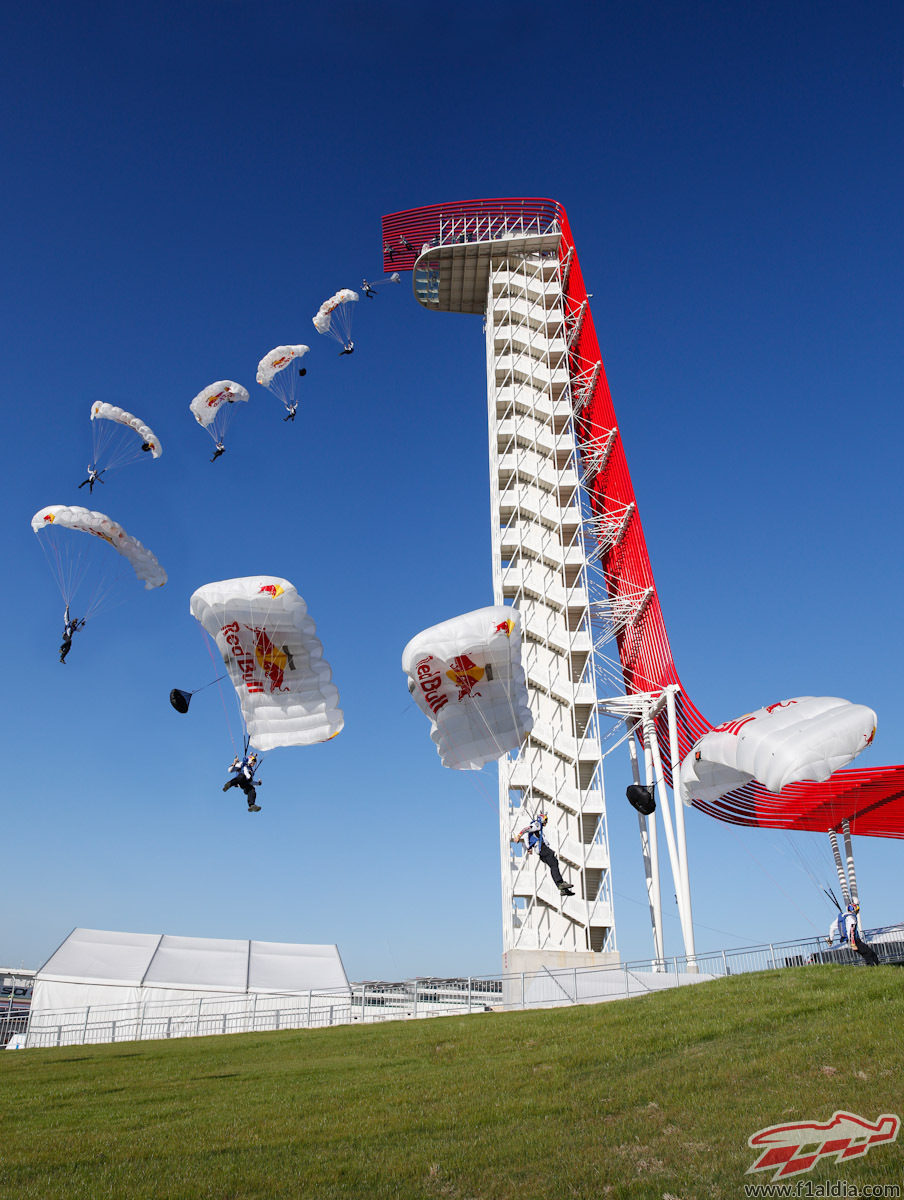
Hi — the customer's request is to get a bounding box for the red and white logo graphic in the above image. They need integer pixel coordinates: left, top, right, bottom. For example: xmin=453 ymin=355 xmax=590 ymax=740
xmin=747 ymin=1110 xmax=899 ymax=1180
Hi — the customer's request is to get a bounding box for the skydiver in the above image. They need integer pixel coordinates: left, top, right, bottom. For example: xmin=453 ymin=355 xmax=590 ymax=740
xmin=283 ymin=403 xmax=298 ymax=422
xmin=339 ymin=341 xmax=355 ymax=356
xmin=400 ymin=235 xmax=415 ymax=252
xmin=515 ymin=812 xmax=574 ymax=896
xmin=828 ymin=903 xmax=879 ymax=966
xmin=384 ymin=242 xmax=395 ymax=261
xmin=222 ymin=752 xmax=262 ymax=812
xmin=362 ymin=279 xmax=377 ymax=298
xmin=59 ymin=605 xmax=84 ymax=664
xmin=78 ymin=466 xmax=105 ymax=493
xmin=210 ymin=440 xmax=226 ymax=462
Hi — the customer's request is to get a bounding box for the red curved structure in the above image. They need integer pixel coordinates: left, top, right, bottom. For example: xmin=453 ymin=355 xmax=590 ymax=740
xmin=383 ymin=200 xmax=904 ymax=838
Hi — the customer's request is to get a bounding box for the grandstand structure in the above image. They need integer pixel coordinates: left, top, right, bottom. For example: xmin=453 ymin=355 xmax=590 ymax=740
xmin=383 ymin=199 xmax=694 ymax=971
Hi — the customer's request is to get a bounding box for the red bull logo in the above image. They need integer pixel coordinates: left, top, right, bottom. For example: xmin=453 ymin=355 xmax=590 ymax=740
xmin=747 ymin=1110 xmax=899 ymax=1180
xmin=446 ymin=655 xmax=485 ymax=700
xmin=413 ymin=656 xmax=448 ymax=715
xmin=258 ymin=584 xmax=285 ymax=598
xmin=220 ymin=621 xmax=289 ymax=694
xmin=495 ymin=619 xmax=514 ymax=637
xmin=43 ymin=512 xmax=55 ymax=524
xmin=251 ymin=626 xmax=289 ymax=693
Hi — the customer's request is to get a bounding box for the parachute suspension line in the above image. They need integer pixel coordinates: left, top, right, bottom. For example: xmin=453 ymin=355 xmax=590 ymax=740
xmin=780 ymin=832 xmax=833 ymax=898
xmin=37 ymin=530 xmax=125 ymax=621
xmin=90 ymin=419 xmax=130 ymax=473
xmin=824 ymin=886 xmax=843 ymax=912
xmin=203 ymin=628 xmax=242 ymax=758
xmin=827 ymin=828 xmax=852 ymax=907
xmin=722 ymin=822 xmax=824 ymax=934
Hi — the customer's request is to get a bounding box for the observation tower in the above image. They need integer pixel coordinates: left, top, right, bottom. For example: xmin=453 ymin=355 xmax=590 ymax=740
xmin=385 ymin=200 xmax=904 ymax=975
xmin=384 ymin=199 xmax=698 ymax=973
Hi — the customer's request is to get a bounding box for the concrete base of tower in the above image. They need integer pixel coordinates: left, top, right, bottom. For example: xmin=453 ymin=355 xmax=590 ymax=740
xmin=501 ymin=948 xmax=621 ymax=1010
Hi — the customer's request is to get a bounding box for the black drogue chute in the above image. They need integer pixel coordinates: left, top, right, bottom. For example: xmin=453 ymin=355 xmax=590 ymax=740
xmin=169 ymin=674 xmax=227 ymax=715
xmin=626 ymin=784 xmax=656 ymax=815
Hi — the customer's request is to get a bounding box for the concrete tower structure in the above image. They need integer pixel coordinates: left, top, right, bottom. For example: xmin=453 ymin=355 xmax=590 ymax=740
xmin=384 ymin=200 xmax=623 ymax=972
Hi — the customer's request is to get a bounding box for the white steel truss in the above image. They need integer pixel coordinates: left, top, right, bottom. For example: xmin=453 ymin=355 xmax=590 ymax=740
xmin=408 ymin=220 xmax=702 ymax=969
xmin=486 ymin=246 xmax=616 ymax=958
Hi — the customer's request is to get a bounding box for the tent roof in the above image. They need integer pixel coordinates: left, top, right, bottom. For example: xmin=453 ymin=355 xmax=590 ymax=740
xmin=37 ymin=928 xmax=349 ymax=994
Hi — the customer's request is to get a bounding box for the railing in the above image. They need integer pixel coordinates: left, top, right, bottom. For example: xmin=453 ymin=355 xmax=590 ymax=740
xmin=11 ymin=926 xmax=902 ymax=1049
xmin=0 ymin=990 xmax=31 ymax=1048
xmin=436 ymin=212 xmax=560 ymax=249
xmin=382 ymin=198 xmax=563 ymax=273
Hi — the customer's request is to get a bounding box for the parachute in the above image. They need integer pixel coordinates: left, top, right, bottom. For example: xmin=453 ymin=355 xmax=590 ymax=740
xmin=189 ymin=380 xmax=250 ymax=446
xmin=312 ymin=289 xmax=358 ymax=346
xmin=679 ymin=697 xmax=877 ymax=806
xmin=256 ymin=346 xmax=310 ymax=414
xmin=402 ymin=605 xmax=533 ymax=770
xmin=89 ymin=403 xmax=162 ymax=472
xmin=189 ymin=576 xmax=343 ymax=752
xmin=32 ymin=504 xmax=167 ymax=618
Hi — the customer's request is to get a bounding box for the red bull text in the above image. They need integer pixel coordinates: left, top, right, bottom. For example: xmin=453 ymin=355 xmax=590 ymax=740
xmin=414 ymin=656 xmax=448 ymax=714
xmin=221 ymin=621 xmax=289 ymax=694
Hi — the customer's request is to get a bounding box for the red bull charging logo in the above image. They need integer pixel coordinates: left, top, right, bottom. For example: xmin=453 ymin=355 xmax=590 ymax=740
xmin=220 ymin=621 xmax=289 ymax=694
xmin=258 ymin=584 xmax=285 ymax=598
xmin=446 ymin=655 xmax=484 ymax=700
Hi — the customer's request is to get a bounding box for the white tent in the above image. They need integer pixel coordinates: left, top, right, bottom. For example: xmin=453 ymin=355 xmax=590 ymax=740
xmin=25 ymin=928 xmax=351 ymax=1046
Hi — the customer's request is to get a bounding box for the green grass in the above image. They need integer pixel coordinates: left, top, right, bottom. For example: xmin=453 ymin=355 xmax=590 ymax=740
xmin=3 ymin=967 xmax=903 ymax=1199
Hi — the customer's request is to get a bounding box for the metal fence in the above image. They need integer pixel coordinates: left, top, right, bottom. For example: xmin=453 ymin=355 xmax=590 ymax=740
xmin=11 ymin=924 xmax=902 ymax=1050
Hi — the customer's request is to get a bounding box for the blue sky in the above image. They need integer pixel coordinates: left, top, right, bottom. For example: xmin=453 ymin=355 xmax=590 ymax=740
xmin=4 ymin=2 xmax=903 ymax=980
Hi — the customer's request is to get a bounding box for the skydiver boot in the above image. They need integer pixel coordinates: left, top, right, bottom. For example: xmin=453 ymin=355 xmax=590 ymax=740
xmin=558 ymin=881 xmax=575 ymax=896
xmin=248 ymin=803 xmax=261 ymax=812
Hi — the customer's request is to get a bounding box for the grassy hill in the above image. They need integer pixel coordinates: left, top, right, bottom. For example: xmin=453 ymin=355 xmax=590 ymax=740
xmin=2 ymin=966 xmax=903 ymax=1199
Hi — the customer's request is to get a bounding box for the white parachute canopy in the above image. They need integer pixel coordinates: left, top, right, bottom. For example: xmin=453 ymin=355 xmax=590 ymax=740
xmin=679 ymin=696 xmax=878 ymax=805
xmin=189 ymin=380 xmax=250 ymax=444
xmin=32 ymin=504 xmax=167 ymax=617
xmin=89 ymin=402 xmax=162 ymax=471
xmin=312 ymin=289 xmax=358 ymax=345
xmin=401 ymin=605 xmax=533 ymax=770
xmin=256 ymin=345 xmax=310 ymax=412
xmin=189 ymin=576 xmax=343 ymax=752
